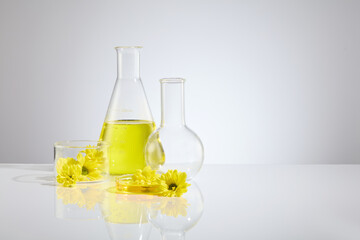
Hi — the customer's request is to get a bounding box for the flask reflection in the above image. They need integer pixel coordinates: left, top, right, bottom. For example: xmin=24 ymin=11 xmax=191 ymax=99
xmin=100 ymin=193 xmax=153 ymax=240
xmin=54 ymin=181 xmax=204 ymax=240
xmin=147 ymin=182 xmax=204 ymax=240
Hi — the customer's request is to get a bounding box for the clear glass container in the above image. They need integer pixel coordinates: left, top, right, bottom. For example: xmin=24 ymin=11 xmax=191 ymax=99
xmin=145 ymin=78 xmax=204 ymax=180
xmin=100 ymin=46 xmax=154 ymax=176
xmin=54 ymin=140 xmax=109 ymax=185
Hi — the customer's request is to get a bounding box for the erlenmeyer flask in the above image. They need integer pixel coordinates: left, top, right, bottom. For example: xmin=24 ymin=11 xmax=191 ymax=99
xmin=100 ymin=46 xmax=154 ymax=175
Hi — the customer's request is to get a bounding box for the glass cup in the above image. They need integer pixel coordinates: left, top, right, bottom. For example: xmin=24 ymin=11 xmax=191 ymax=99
xmin=54 ymin=140 xmax=109 ymax=186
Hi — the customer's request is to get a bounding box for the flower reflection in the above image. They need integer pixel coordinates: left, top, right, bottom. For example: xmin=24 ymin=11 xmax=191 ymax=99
xmin=56 ymin=183 xmax=104 ymax=210
xmin=55 ymin=180 xmax=204 ymax=240
xmin=152 ymin=197 xmax=190 ymax=218
xmin=147 ymin=182 xmax=204 ymax=238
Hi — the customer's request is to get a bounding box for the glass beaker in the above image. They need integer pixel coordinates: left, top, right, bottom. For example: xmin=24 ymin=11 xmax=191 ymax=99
xmin=100 ymin=47 xmax=154 ymax=176
xmin=54 ymin=140 xmax=109 ymax=185
xmin=145 ymin=78 xmax=204 ymax=180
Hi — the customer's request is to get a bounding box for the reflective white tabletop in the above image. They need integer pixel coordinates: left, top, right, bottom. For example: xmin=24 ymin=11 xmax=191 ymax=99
xmin=1 ymin=164 xmax=360 ymax=240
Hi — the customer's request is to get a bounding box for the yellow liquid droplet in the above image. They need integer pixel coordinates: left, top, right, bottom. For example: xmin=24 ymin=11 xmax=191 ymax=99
xmin=99 ymin=120 xmax=155 ymax=175
xmin=145 ymin=132 xmax=166 ymax=169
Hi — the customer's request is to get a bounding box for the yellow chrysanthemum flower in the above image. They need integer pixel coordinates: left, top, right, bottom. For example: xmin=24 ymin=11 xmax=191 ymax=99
xmin=131 ymin=166 xmax=160 ymax=185
xmin=113 ymin=167 xmax=190 ymax=197
xmin=158 ymin=170 xmax=190 ymax=197
xmin=80 ymin=146 xmax=105 ymax=165
xmin=77 ymin=153 xmax=102 ymax=181
xmin=56 ymin=146 xmax=105 ymax=187
xmin=56 ymin=157 xmax=82 ymax=187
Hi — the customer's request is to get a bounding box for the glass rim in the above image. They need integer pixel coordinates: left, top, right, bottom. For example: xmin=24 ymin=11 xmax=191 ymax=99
xmin=114 ymin=46 xmax=143 ymax=50
xmin=160 ymin=78 xmax=186 ymax=83
xmin=54 ymin=140 xmax=109 ymax=149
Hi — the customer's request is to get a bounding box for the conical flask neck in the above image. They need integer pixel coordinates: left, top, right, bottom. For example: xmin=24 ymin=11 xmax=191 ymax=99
xmin=104 ymin=46 xmax=153 ymax=122
xmin=161 ymin=79 xmax=186 ymax=127
xmin=116 ymin=47 xmax=141 ymax=79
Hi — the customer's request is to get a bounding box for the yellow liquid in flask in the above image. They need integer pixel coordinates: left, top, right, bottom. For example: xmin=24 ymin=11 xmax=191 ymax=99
xmin=100 ymin=120 xmax=155 ymax=175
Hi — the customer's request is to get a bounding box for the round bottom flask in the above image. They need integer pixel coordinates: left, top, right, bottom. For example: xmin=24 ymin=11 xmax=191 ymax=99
xmin=145 ymin=78 xmax=204 ymax=180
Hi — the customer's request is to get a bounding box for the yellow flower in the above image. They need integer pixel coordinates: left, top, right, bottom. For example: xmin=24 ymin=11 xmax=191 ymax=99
xmin=77 ymin=153 xmax=102 ymax=181
xmin=158 ymin=170 xmax=190 ymax=197
xmin=80 ymin=146 xmax=105 ymax=166
xmin=56 ymin=146 xmax=105 ymax=187
xmin=113 ymin=167 xmax=190 ymax=197
xmin=56 ymin=157 xmax=82 ymax=187
xmin=131 ymin=166 xmax=160 ymax=185
xmin=154 ymin=197 xmax=190 ymax=217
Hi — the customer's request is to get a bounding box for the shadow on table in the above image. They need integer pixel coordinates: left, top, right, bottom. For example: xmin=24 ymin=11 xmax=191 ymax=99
xmin=12 ymin=174 xmax=55 ymax=186
xmin=0 ymin=164 xmax=55 ymax=186
xmin=0 ymin=164 xmax=53 ymax=172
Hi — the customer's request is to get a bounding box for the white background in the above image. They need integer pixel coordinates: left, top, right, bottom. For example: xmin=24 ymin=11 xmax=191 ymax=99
xmin=0 ymin=0 xmax=359 ymax=164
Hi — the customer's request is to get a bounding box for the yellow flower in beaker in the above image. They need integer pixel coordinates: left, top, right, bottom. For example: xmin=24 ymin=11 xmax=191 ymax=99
xmin=77 ymin=153 xmax=102 ymax=181
xmin=56 ymin=157 xmax=82 ymax=187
